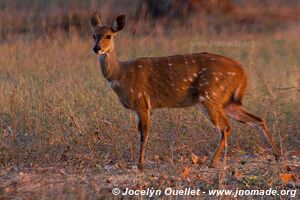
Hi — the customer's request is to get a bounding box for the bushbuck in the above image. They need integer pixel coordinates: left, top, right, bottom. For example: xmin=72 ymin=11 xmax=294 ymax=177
xmin=91 ymin=13 xmax=279 ymax=170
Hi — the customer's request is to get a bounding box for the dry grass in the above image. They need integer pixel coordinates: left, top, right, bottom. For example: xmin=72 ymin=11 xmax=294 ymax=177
xmin=0 ymin=1 xmax=300 ymax=199
xmin=0 ymin=27 xmax=299 ymax=199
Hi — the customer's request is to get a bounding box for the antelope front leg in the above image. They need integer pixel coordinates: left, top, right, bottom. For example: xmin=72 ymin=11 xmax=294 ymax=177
xmin=136 ymin=109 xmax=150 ymax=170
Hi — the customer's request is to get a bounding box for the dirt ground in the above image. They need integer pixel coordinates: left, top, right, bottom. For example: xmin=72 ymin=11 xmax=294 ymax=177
xmin=0 ymin=1 xmax=299 ymax=199
xmin=1 ymin=150 xmax=299 ymax=199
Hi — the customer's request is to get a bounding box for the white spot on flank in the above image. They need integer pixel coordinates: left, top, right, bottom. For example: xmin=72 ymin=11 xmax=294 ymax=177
xmin=227 ymin=72 xmax=236 ymax=76
xmin=168 ymin=63 xmax=173 ymax=66
xmin=220 ymin=85 xmax=224 ymax=90
xmin=215 ymin=77 xmax=219 ymax=81
xmin=138 ymin=64 xmax=143 ymax=68
xmin=184 ymin=61 xmax=189 ymax=65
xmin=130 ymin=88 xmax=134 ymax=92
xmin=138 ymin=93 xmax=142 ymax=98
xmin=218 ymin=72 xmax=223 ymax=76
xmin=199 ymin=83 xmax=204 ymax=87
xmin=192 ymin=59 xmax=196 ymax=63
xmin=210 ymin=58 xmax=216 ymax=61
xmin=202 ymin=68 xmax=207 ymax=71
xmin=183 ymin=79 xmax=187 ymax=82
xmin=188 ymin=78 xmax=193 ymax=82
xmin=206 ymin=94 xmax=210 ymax=99
xmin=193 ymin=73 xmax=197 ymax=77
xmin=212 ymin=92 xmax=217 ymax=96
xmin=204 ymin=81 xmax=209 ymax=85
xmin=181 ymin=87 xmax=186 ymax=90
xmin=176 ymin=88 xmax=180 ymax=91
xmin=170 ymin=83 xmax=175 ymax=86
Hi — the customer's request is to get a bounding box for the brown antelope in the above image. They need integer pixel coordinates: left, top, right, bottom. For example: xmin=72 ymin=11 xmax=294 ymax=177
xmin=91 ymin=13 xmax=279 ymax=170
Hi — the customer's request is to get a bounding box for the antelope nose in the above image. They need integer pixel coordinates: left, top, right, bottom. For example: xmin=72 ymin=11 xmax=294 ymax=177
xmin=93 ymin=46 xmax=101 ymax=53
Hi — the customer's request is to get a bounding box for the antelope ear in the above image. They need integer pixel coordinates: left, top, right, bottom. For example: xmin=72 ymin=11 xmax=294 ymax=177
xmin=91 ymin=12 xmax=102 ymax=27
xmin=111 ymin=14 xmax=126 ymax=32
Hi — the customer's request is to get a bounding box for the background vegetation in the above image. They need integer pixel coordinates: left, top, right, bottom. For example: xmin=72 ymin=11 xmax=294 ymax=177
xmin=0 ymin=0 xmax=299 ymax=199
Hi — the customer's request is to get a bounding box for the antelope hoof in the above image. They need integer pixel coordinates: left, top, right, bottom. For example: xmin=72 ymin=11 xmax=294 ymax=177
xmin=138 ymin=163 xmax=145 ymax=171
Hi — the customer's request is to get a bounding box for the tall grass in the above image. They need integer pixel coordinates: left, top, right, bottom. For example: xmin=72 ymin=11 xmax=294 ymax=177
xmin=0 ymin=25 xmax=299 ymax=168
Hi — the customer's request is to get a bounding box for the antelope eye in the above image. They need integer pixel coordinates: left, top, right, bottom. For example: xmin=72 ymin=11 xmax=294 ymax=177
xmin=106 ymin=35 xmax=111 ymax=39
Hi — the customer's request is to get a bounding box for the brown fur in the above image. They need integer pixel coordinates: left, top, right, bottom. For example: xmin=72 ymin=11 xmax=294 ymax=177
xmin=91 ymin=13 xmax=280 ymax=170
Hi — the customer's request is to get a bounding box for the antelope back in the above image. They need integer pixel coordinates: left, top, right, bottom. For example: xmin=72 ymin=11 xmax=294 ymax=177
xmin=117 ymin=53 xmax=246 ymax=109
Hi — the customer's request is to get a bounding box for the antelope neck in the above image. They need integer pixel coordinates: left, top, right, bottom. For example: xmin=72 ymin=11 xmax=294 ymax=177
xmin=98 ymin=48 xmax=120 ymax=81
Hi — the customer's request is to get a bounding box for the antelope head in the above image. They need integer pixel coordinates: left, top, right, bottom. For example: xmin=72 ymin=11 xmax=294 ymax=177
xmin=91 ymin=13 xmax=126 ymax=55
